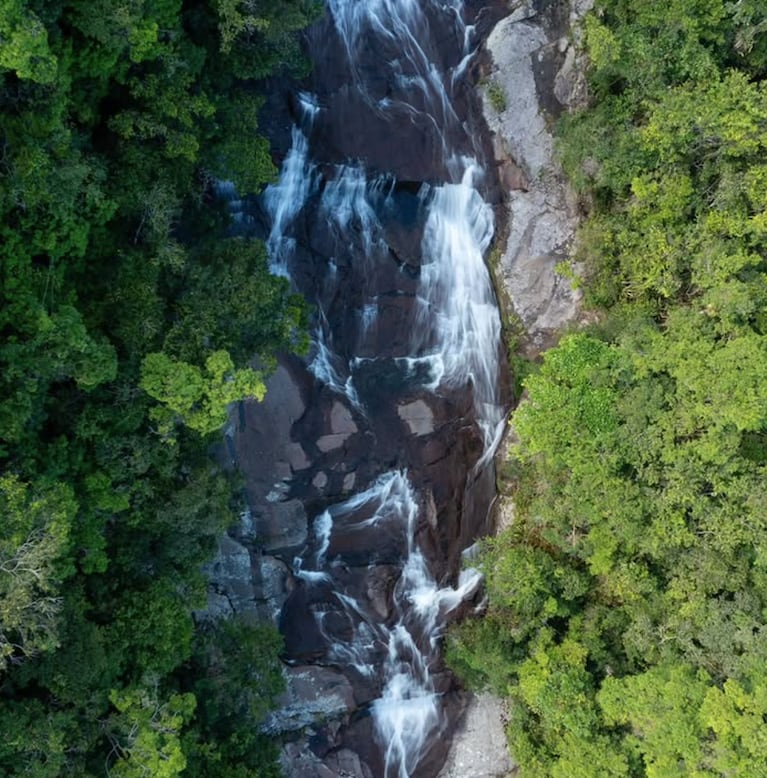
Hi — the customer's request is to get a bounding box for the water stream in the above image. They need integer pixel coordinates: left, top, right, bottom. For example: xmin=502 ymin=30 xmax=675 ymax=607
xmin=253 ymin=1 xmax=506 ymax=774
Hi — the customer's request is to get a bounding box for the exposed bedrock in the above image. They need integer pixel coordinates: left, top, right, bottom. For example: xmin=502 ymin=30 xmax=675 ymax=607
xmin=202 ymin=0 xmax=537 ymax=775
xmin=482 ymin=0 xmax=592 ymax=357
xmin=438 ymin=1 xmax=593 ymax=776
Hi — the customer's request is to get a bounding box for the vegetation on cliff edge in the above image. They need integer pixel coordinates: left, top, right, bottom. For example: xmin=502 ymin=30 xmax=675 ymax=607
xmin=0 ymin=0 xmax=319 ymax=774
xmin=449 ymin=1 xmax=767 ymax=775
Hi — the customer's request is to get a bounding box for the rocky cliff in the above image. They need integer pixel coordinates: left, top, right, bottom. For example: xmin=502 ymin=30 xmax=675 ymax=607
xmin=438 ymin=1 xmax=592 ymax=775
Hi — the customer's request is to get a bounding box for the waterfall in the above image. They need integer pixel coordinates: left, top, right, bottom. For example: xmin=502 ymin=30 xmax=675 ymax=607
xmin=256 ymin=0 xmax=505 ymax=774
xmin=289 ymin=471 xmax=482 ymax=777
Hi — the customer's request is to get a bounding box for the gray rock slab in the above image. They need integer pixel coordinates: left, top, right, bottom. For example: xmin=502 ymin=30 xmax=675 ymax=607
xmin=202 ymin=592 xmax=234 ymax=620
xmin=280 ymin=744 xmax=374 ymax=778
xmin=483 ymin=4 xmax=585 ymax=353
xmin=268 ymin=364 xmax=307 ymax=427
xmin=253 ymin=499 xmax=308 ymax=552
xmin=325 ymin=749 xmax=374 ymax=778
xmin=197 ymin=535 xmax=259 ymax=621
xmin=438 ymin=693 xmax=515 ymax=778
xmin=265 ymin=665 xmax=356 ymax=734
xmin=330 ymin=401 xmax=358 ymax=435
xmin=342 ymin=472 xmax=356 ymax=492
xmin=397 ymin=399 xmax=435 ymax=436
xmin=485 ymin=19 xmax=552 ymax=179
xmin=281 ymin=742 xmax=337 ymax=778
xmin=365 ymin=564 xmax=397 ymax=620
xmin=287 ymin=441 xmax=311 ymax=471
xmin=209 ymin=535 xmax=254 ymax=606
xmin=317 ymin=433 xmax=352 ymax=453
xmin=253 ymin=555 xmax=292 ymax=620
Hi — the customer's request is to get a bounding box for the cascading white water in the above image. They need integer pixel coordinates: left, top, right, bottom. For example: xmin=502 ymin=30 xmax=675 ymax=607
xmin=293 ymin=471 xmax=482 ymax=776
xmin=416 ymin=164 xmax=506 ymax=455
xmin=326 ymin=0 xmax=468 ymax=155
xmin=260 ymin=1 xmax=504 ymax=774
xmin=262 ymin=126 xmax=316 ymax=277
xmin=371 ymin=472 xmax=482 ymax=778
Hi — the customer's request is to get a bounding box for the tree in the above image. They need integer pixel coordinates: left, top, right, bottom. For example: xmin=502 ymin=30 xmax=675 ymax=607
xmin=140 ymin=350 xmax=266 ymax=437
xmin=701 ymin=675 xmax=767 ymax=776
xmin=0 ymin=0 xmax=57 ymax=83
xmin=0 ymin=474 xmax=76 ymax=670
xmin=107 ymin=681 xmax=196 ymax=778
xmin=182 ymin=618 xmax=284 ymax=778
xmin=0 ymin=0 xmax=312 ymax=770
xmin=598 ymin=665 xmax=712 ymax=777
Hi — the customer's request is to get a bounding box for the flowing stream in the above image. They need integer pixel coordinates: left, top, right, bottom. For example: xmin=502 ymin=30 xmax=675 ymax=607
xmin=251 ymin=0 xmax=506 ymax=774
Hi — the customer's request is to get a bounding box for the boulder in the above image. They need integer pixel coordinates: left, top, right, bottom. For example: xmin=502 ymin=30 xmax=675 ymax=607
xmin=280 ymin=743 xmax=375 ymax=778
xmin=254 ymin=555 xmax=293 ymax=620
xmin=264 ymin=665 xmax=356 ymax=734
xmin=253 ymin=499 xmax=308 ymax=553
xmin=553 ymin=43 xmax=588 ymax=109
xmin=325 ymin=749 xmax=375 ymax=778
xmin=365 ymin=564 xmax=398 ymax=620
xmin=317 ymin=433 xmax=352 ymax=453
xmin=203 ymin=592 xmax=234 ymax=619
xmin=483 ymin=8 xmax=584 ymax=354
xmin=500 ymin=160 xmax=529 ymax=192
xmin=206 ymin=535 xmax=256 ymax=614
xmin=287 ymin=441 xmax=312 ymax=471
xmin=281 ymin=742 xmax=337 ymax=778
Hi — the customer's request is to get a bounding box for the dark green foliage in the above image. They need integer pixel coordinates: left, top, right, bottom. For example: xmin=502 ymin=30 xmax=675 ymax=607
xmin=181 ymin=619 xmax=285 ymax=777
xmin=0 ymin=0 xmax=317 ymax=773
xmin=452 ymin=2 xmax=767 ymax=775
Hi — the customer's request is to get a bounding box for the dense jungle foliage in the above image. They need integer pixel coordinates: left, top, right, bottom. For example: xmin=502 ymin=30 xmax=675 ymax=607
xmin=0 ymin=0 xmax=318 ymax=774
xmin=450 ymin=1 xmax=767 ymax=775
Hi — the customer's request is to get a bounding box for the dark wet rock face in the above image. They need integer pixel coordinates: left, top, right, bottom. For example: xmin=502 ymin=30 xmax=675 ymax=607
xmin=303 ymin=7 xmax=476 ymax=181
xmin=214 ymin=1 xmax=512 ymax=775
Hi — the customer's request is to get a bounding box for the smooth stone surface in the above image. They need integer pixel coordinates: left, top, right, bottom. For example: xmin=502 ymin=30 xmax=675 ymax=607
xmin=330 ymin=401 xmax=358 ymax=435
xmin=280 ymin=743 xmax=375 ymax=778
xmin=486 ymin=19 xmax=552 ymax=178
xmin=484 ymin=2 xmax=585 ymax=355
xmin=287 ymin=441 xmax=311 ymax=471
xmin=317 ymin=433 xmax=352 ymax=453
xmin=202 ymin=592 xmax=234 ymax=619
xmin=281 ymin=745 xmax=337 ymax=778
xmin=274 ymin=459 xmax=292 ymax=481
xmin=253 ymin=555 xmax=292 ymax=620
xmin=438 ymin=693 xmax=516 ymax=778
xmin=500 ymin=159 xmax=529 ymax=191
xmin=397 ymin=399 xmax=435 ymax=436
xmin=313 ymin=471 xmax=329 ymax=489
xmin=365 ymin=564 xmax=397 ymax=620
xmin=206 ymin=535 xmax=255 ymax=613
xmin=325 ymin=749 xmax=375 ymax=778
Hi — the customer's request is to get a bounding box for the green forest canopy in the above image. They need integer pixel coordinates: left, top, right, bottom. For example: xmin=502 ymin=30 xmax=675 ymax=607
xmin=0 ymin=0 xmax=318 ymax=775
xmin=449 ymin=1 xmax=767 ymax=776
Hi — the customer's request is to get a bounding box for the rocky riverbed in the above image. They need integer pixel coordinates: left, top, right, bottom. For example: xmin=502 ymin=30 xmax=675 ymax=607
xmin=204 ymin=1 xmax=591 ymax=776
